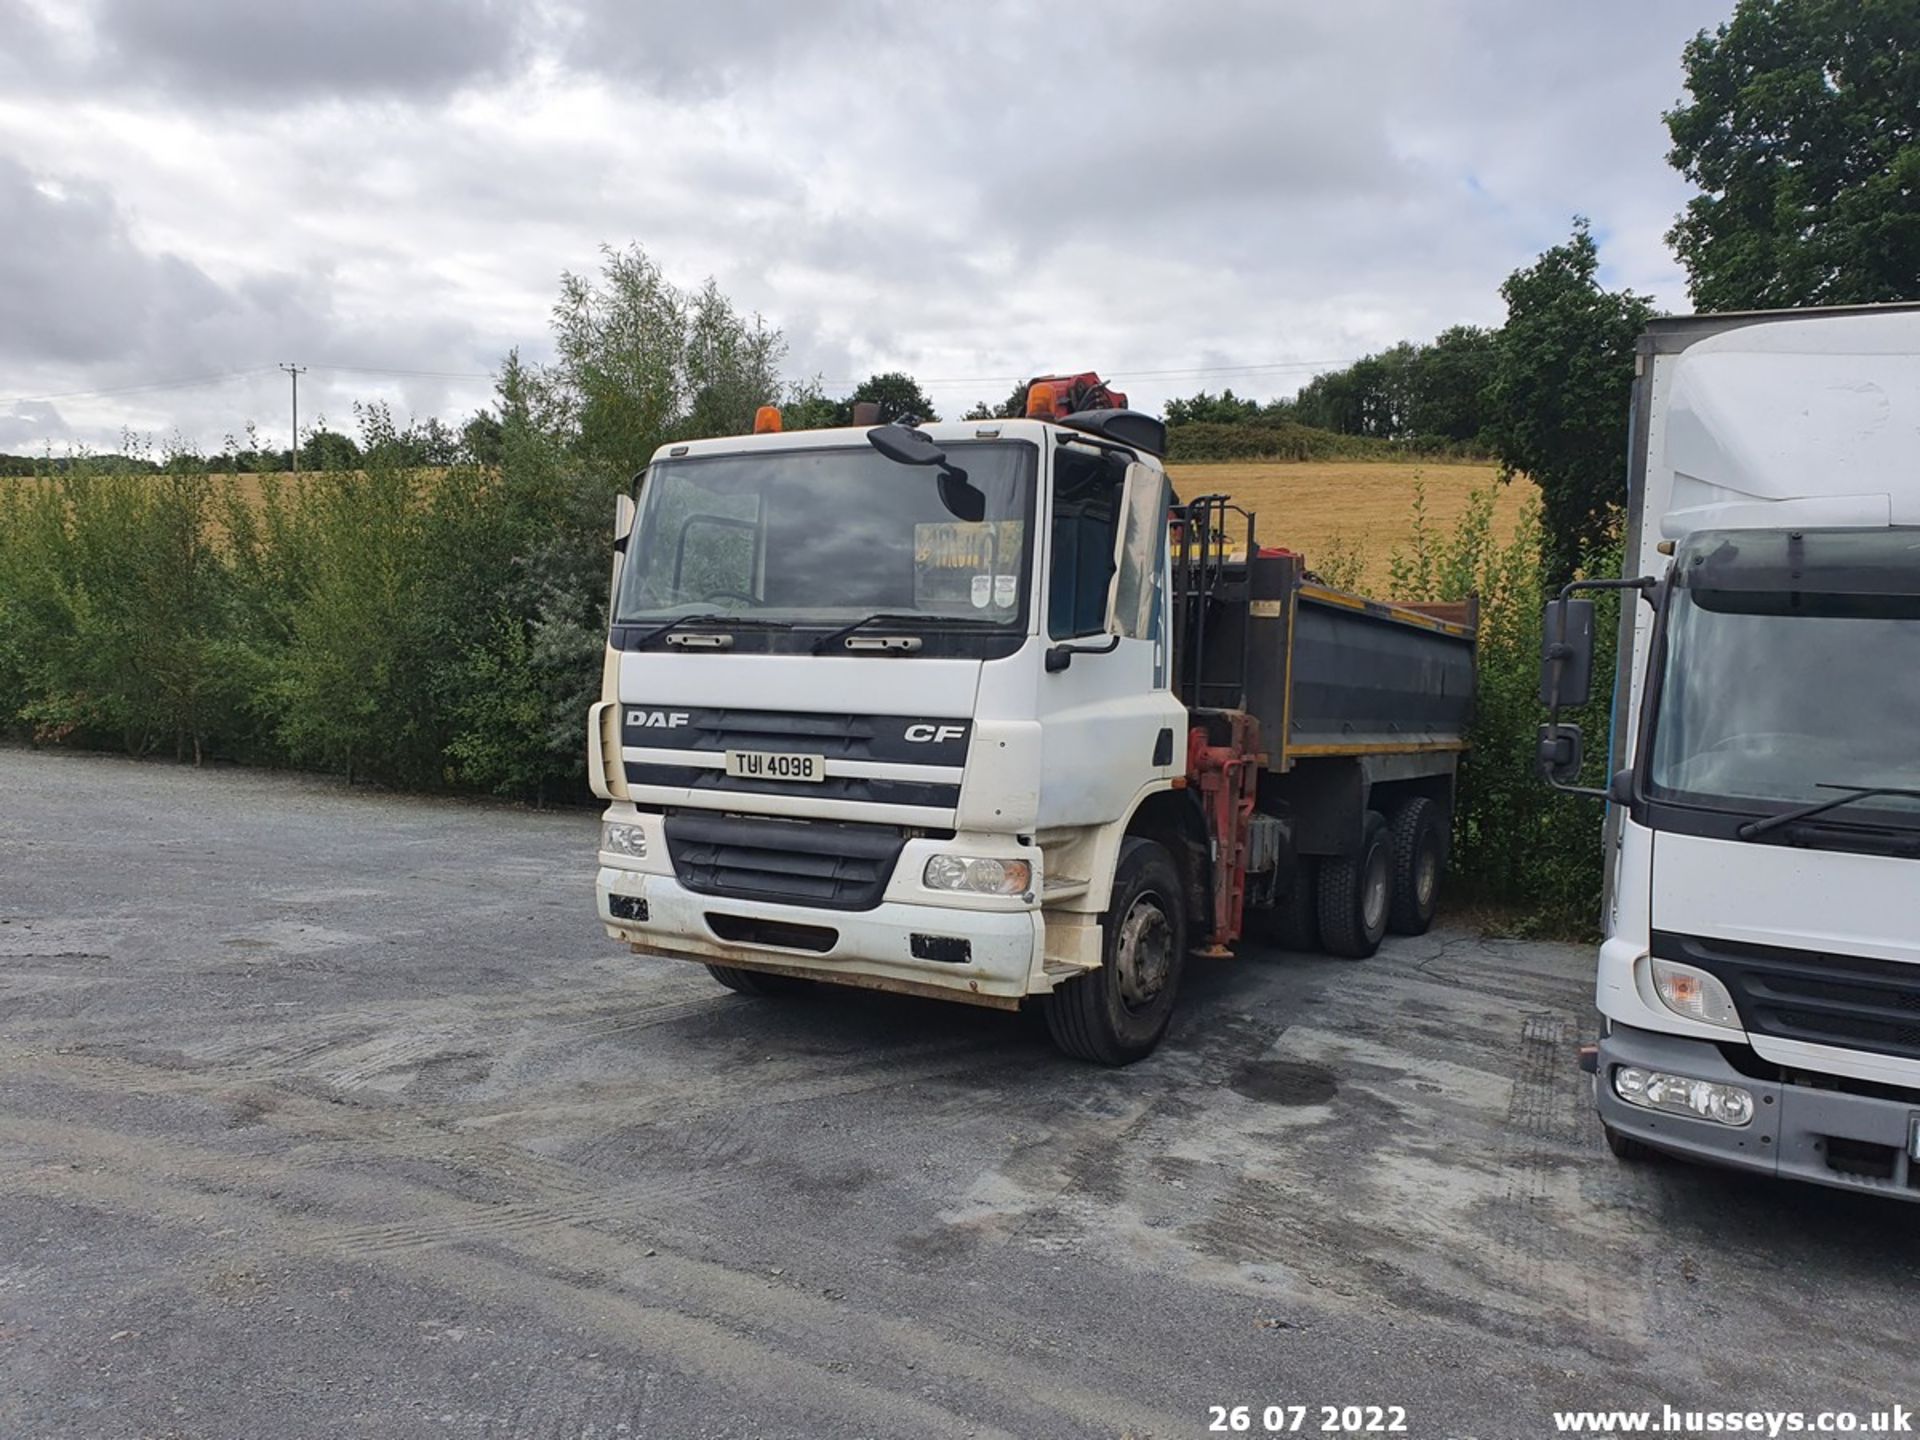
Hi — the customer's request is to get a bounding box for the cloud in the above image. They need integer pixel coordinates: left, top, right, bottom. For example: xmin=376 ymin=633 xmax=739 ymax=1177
xmin=88 ymin=0 xmax=527 ymax=102
xmin=0 ymin=400 xmax=72 ymax=451
xmin=0 ymin=0 xmax=1738 ymax=450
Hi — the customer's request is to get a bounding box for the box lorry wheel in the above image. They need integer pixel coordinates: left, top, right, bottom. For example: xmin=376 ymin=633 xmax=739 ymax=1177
xmin=1602 ymin=1124 xmax=1656 ymax=1163
xmin=1045 ymin=838 xmax=1187 ymax=1065
xmin=1317 ymin=810 xmax=1392 ymax=959
xmin=1386 ymin=796 xmax=1446 ymax=936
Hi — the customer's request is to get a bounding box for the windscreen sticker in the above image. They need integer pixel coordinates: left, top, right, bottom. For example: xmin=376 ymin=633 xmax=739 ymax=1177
xmin=914 ymin=520 xmax=1024 ymax=612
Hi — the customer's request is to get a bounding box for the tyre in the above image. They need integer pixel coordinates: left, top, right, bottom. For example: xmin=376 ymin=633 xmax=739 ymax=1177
xmin=1315 ymin=810 xmax=1392 ymax=959
xmin=1244 ymin=859 xmax=1320 ymax=954
xmin=705 ymin=963 xmax=809 ymax=996
xmin=1386 ymin=796 xmax=1447 ymax=936
xmin=1603 ymin=1123 xmax=1656 ymax=1162
xmin=1045 ymin=838 xmax=1187 ymax=1065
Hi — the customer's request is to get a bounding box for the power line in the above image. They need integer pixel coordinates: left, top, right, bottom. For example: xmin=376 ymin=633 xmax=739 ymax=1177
xmin=310 ymin=363 xmax=496 ymax=381
xmin=0 ymin=365 xmax=278 ymax=408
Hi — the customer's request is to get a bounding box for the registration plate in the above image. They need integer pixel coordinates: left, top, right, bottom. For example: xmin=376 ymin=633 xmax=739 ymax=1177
xmin=725 ymin=750 xmax=825 ymax=783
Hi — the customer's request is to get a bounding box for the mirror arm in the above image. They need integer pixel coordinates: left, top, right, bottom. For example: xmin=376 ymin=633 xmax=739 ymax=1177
xmin=1045 ymin=636 xmax=1121 ymax=673
xmin=1557 ymin=574 xmax=1657 ymax=603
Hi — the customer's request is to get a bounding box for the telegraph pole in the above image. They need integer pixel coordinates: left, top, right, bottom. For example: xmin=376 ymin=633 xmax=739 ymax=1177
xmin=280 ymin=362 xmax=307 ymax=472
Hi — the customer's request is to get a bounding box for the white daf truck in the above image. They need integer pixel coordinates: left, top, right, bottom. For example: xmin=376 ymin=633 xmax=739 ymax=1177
xmin=590 ymin=378 xmax=1477 ymax=1063
xmin=1539 ymin=304 xmax=1920 ymax=1199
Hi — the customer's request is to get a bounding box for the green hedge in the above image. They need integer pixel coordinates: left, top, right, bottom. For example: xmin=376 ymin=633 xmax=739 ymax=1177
xmin=1378 ymin=480 xmax=1617 ymax=930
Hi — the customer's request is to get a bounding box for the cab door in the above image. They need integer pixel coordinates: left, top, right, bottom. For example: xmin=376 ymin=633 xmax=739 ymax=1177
xmin=1031 ymin=448 xmax=1185 ymax=830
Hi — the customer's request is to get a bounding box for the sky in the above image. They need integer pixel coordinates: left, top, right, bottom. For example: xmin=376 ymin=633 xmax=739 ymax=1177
xmin=0 ymin=0 xmax=1736 ymax=455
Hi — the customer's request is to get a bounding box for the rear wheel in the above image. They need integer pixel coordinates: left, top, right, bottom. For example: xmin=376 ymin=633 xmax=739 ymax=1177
xmin=1046 ymin=838 xmax=1187 ymax=1065
xmin=1316 ymin=811 xmax=1392 ymax=959
xmin=705 ymin=964 xmax=810 ymax=996
xmin=1244 ymin=859 xmax=1320 ymax=953
xmin=1386 ymin=796 xmax=1447 ymax=936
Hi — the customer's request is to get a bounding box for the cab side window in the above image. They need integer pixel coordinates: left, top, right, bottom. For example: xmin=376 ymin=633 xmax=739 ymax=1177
xmin=1047 ymin=453 xmax=1119 ymax=640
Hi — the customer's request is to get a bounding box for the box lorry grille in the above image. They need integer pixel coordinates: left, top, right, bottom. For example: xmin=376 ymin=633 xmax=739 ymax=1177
xmin=1655 ymin=931 xmax=1920 ymax=1062
xmin=664 ymin=811 xmax=905 ymax=912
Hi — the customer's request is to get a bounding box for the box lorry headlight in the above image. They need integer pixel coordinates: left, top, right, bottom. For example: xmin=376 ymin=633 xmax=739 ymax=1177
xmin=1613 ymin=1065 xmax=1755 ymax=1127
xmin=601 ymin=822 xmax=649 ymax=859
xmin=1650 ymin=959 xmax=1741 ymax=1029
xmin=924 ymin=855 xmax=1032 ymax=896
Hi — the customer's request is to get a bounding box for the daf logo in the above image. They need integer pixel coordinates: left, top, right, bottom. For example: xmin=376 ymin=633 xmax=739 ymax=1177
xmin=628 ymin=710 xmax=690 ymax=729
xmin=904 ymin=723 xmax=966 ymax=744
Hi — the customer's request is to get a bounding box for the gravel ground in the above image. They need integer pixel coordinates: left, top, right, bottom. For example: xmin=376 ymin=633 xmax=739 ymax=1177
xmin=1 ymin=748 xmax=1914 ymax=1440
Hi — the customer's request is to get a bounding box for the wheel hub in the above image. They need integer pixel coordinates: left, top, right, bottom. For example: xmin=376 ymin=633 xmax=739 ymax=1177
xmin=1416 ymin=846 xmax=1438 ymax=906
xmin=1363 ymin=853 xmax=1390 ymax=933
xmin=1114 ymin=894 xmax=1174 ymax=1009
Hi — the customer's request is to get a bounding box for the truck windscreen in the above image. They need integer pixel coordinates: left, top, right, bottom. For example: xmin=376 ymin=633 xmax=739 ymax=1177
xmin=1646 ymin=528 xmax=1920 ymax=829
xmin=615 ymin=441 xmax=1035 ymax=628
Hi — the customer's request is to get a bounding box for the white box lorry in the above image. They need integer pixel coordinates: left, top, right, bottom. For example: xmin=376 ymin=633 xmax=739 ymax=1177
xmin=1539 ymin=304 xmax=1920 ymax=1198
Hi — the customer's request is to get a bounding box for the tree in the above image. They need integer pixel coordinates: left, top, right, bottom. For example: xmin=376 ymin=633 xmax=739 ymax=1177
xmin=300 ymin=428 xmax=361 ymax=471
xmin=1163 ymin=389 xmax=1261 ymax=427
xmin=838 ymin=371 xmax=938 ymax=425
xmin=780 ymin=377 xmax=842 ymax=431
xmin=461 ymin=410 xmax=505 ymax=465
xmin=1665 ymin=0 xmax=1920 ymax=310
xmin=1405 ymin=325 xmax=1497 ymax=442
xmin=1483 ymin=220 xmax=1655 ymax=582
xmin=993 ymin=381 xmax=1030 ymax=419
xmin=545 ymin=244 xmax=784 ymax=481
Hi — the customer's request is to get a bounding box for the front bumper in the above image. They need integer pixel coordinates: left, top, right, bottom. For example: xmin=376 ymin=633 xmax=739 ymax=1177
xmin=597 ymin=867 xmax=1046 ymax=1005
xmin=1597 ymin=1024 xmax=1920 ymax=1202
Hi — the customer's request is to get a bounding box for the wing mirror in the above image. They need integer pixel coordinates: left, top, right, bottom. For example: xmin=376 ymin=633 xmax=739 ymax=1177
xmin=1538 ymin=598 xmax=1595 ymax=709
xmin=866 ymin=424 xmax=984 ymax=522
xmin=1536 ymin=723 xmax=1584 ymax=786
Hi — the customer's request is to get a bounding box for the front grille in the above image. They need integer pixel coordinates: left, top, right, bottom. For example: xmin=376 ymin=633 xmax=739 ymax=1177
xmin=625 ymin=763 xmax=958 ymax=810
xmin=621 ymin=706 xmax=970 ymax=766
xmin=665 ymin=810 xmax=905 ymax=912
xmin=1655 ymin=931 xmax=1920 ymax=1062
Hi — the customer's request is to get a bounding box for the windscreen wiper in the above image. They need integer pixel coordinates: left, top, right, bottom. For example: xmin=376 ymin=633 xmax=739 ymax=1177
xmin=1737 ymin=784 xmax=1920 ymax=840
xmin=810 ymin=612 xmax=988 ymax=655
xmin=627 ymin=612 xmax=761 ymax=648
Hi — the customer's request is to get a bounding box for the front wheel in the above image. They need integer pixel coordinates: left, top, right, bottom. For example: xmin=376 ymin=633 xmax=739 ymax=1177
xmin=1316 ymin=810 xmax=1392 ymax=959
xmin=1045 ymin=838 xmax=1187 ymax=1065
xmin=705 ymin=964 xmax=810 ymax=996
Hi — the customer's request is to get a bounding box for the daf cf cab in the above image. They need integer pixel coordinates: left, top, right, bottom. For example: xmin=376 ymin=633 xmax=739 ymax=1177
xmin=1539 ymin=305 xmax=1920 ymax=1198
xmin=592 ymin=378 xmax=1476 ymax=1063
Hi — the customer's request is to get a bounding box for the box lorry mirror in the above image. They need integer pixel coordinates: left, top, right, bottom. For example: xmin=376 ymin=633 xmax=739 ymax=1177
xmin=1536 ymin=723 xmax=1584 ymax=785
xmin=1539 ymin=599 xmax=1596 ymax=709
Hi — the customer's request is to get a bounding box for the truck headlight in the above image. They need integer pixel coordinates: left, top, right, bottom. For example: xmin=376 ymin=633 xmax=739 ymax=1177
xmin=601 ymin=822 xmax=648 ymax=859
xmin=1650 ymin=959 xmax=1741 ymax=1029
xmin=923 ymin=855 xmax=1032 ymax=896
xmin=1613 ymin=1066 xmax=1755 ymax=1127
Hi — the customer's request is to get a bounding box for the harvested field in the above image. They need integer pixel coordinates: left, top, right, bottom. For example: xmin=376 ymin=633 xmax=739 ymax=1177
xmin=1167 ymin=459 xmax=1532 ymax=588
